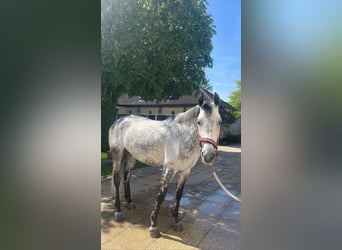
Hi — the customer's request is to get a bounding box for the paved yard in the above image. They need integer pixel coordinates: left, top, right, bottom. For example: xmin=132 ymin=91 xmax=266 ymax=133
xmin=101 ymin=145 xmax=241 ymax=250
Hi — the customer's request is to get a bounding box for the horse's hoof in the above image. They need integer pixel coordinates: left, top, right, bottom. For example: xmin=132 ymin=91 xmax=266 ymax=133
xmin=114 ymin=212 xmax=122 ymax=222
xmin=126 ymin=202 xmax=135 ymax=209
xmin=172 ymin=222 xmax=183 ymax=232
xmin=149 ymin=227 xmax=161 ymax=238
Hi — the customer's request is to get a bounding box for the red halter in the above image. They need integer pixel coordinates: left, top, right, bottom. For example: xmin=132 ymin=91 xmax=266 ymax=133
xmin=198 ymin=126 xmax=222 ymax=157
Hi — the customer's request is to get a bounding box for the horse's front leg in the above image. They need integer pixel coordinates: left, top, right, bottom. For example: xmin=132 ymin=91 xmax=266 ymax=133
xmin=149 ymin=167 xmax=174 ymax=238
xmin=171 ymin=173 xmax=188 ymax=232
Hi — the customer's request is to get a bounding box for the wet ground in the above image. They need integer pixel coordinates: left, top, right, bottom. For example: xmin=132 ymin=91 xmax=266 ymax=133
xmin=101 ymin=145 xmax=241 ymax=249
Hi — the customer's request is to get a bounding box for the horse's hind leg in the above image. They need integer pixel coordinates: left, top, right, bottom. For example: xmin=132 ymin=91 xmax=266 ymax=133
xmin=171 ymin=173 xmax=189 ymax=232
xmin=111 ymin=148 xmax=124 ymax=222
xmin=124 ymin=152 xmax=136 ymax=209
xmin=149 ymin=167 xmax=174 ymax=238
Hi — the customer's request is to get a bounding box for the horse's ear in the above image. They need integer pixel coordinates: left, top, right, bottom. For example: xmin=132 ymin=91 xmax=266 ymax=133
xmin=214 ymin=92 xmax=220 ymax=106
xmin=198 ymin=93 xmax=204 ymax=106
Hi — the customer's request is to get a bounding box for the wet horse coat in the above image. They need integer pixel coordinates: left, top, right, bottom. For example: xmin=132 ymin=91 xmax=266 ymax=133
xmin=108 ymin=93 xmax=222 ymax=238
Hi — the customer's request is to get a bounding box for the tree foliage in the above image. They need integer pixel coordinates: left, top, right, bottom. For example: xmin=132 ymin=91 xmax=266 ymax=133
xmin=101 ymin=0 xmax=216 ymax=151
xmin=228 ymin=80 xmax=241 ymax=118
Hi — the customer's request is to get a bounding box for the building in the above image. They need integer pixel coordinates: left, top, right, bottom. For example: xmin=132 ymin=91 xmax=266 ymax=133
xmin=116 ymin=89 xmax=235 ymax=121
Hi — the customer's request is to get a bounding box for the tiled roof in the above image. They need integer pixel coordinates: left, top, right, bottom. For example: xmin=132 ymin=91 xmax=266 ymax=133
xmin=117 ymin=89 xmax=235 ymax=110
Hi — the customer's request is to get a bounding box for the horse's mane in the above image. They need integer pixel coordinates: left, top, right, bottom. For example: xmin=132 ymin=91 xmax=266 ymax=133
xmin=171 ymin=105 xmax=200 ymax=124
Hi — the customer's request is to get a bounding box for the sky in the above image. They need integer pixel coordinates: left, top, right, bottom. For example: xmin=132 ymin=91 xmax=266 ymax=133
xmin=205 ymin=0 xmax=241 ymax=102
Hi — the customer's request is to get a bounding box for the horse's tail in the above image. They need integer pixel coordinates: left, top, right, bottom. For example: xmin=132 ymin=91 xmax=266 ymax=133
xmin=109 ymin=121 xmax=118 ymax=194
xmin=108 ymin=123 xmax=115 ymax=149
xmin=109 ymin=125 xmax=114 ymax=193
xmin=108 ymin=117 xmax=128 ymax=193
xmin=108 ymin=117 xmax=125 ymax=151
xmin=110 ymin=166 xmax=115 ymax=193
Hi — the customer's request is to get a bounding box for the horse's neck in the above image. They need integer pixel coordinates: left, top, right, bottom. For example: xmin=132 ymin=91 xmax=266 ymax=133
xmin=173 ymin=106 xmax=200 ymax=125
xmin=172 ymin=107 xmax=199 ymax=145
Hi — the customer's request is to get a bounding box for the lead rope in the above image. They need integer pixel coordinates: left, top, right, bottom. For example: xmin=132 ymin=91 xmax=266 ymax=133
xmin=199 ymin=125 xmax=241 ymax=202
xmin=211 ymin=163 xmax=241 ymax=202
xmin=213 ymin=126 xmax=241 ymax=202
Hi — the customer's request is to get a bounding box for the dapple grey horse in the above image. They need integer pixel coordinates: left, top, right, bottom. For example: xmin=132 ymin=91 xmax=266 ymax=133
xmin=108 ymin=93 xmax=222 ymax=238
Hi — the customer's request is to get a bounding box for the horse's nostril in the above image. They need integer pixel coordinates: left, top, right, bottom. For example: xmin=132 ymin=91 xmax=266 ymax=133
xmin=203 ymin=152 xmax=215 ymax=163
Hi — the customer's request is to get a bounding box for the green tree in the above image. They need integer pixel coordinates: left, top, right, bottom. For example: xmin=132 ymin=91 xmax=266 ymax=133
xmin=101 ymin=0 xmax=216 ymax=151
xmin=228 ymin=80 xmax=241 ymax=119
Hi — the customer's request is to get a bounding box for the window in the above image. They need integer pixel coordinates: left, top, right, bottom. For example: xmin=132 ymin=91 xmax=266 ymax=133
xmin=157 ymin=115 xmax=169 ymax=121
xmin=148 ymin=115 xmax=155 ymax=120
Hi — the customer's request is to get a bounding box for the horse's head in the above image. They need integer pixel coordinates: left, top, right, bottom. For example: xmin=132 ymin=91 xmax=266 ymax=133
xmin=197 ymin=92 xmax=222 ymax=165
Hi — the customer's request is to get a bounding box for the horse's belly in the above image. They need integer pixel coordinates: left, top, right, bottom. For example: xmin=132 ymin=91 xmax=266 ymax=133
xmin=124 ymin=133 xmax=165 ymax=166
xmin=135 ymin=153 xmax=164 ymax=167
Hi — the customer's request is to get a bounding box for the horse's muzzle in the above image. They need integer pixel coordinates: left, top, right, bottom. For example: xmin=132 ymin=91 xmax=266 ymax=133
xmin=199 ymin=137 xmax=218 ymax=165
xmin=201 ymin=150 xmax=216 ymax=165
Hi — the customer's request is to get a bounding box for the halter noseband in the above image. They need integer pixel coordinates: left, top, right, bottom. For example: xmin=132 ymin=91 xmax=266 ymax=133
xmin=198 ymin=125 xmax=222 ymax=157
xmin=198 ymin=137 xmax=219 ymax=156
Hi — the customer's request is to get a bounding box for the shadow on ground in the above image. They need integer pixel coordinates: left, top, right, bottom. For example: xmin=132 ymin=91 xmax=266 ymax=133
xmin=101 ymin=147 xmax=241 ymax=250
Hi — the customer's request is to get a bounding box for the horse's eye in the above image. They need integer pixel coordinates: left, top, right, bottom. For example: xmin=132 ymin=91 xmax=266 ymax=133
xmin=197 ymin=121 xmax=201 ymax=126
